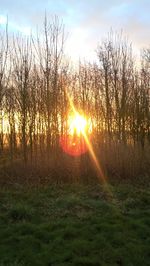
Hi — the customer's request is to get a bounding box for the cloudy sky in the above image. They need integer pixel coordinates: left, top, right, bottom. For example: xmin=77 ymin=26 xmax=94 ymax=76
xmin=0 ymin=0 xmax=150 ymax=61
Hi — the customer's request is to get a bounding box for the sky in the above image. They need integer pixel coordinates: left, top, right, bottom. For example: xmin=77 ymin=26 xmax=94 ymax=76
xmin=0 ymin=0 xmax=150 ymax=61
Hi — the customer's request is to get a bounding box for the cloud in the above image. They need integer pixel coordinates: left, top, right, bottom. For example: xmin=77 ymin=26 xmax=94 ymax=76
xmin=0 ymin=14 xmax=31 ymax=35
xmin=0 ymin=15 xmax=7 ymax=25
xmin=0 ymin=0 xmax=149 ymax=60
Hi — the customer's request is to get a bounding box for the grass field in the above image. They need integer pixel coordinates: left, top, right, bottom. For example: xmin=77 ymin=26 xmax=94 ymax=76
xmin=0 ymin=180 xmax=149 ymax=266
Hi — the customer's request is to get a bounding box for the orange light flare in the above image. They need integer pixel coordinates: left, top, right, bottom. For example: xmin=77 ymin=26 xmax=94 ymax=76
xmin=60 ymin=90 xmax=105 ymax=182
xmin=60 ymin=112 xmax=92 ymax=157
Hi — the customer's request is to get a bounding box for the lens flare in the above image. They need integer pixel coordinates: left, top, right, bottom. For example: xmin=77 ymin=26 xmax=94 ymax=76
xmin=60 ymin=112 xmax=91 ymax=156
xmin=60 ymin=88 xmax=105 ymax=180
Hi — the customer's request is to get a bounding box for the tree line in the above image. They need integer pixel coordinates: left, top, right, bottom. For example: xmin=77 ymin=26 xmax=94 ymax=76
xmin=0 ymin=17 xmax=149 ymax=167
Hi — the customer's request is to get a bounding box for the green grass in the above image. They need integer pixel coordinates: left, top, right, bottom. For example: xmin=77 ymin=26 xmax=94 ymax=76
xmin=0 ymin=181 xmax=149 ymax=266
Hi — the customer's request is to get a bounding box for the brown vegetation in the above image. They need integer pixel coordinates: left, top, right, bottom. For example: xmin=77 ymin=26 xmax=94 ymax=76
xmin=0 ymin=17 xmax=150 ymax=183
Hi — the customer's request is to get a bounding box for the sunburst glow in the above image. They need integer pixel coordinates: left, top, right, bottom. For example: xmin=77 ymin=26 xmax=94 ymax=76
xmin=60 ymin=112 xmax=92 ymax=157
xmin=68 ymin=113 xmax=88 ymax=136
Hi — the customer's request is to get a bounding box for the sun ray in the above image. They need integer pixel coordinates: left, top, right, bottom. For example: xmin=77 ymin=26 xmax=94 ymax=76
xmin=64 ymin=88 xmax=107 ymax=183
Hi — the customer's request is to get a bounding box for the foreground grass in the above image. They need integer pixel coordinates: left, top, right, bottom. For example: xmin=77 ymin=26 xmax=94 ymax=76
xmin=0 ymin=181 xmax=149 ymax=266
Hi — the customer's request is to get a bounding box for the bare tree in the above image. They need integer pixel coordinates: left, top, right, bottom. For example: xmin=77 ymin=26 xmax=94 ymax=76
xmin=0 ymin=23 xmax=8 ymax=154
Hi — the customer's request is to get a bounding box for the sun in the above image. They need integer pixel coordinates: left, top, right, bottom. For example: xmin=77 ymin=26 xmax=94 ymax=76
xmin=60 ymin=112 xmax=92 ymax=156
xmin=68 ymin=113 xmax=87 ymax=136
